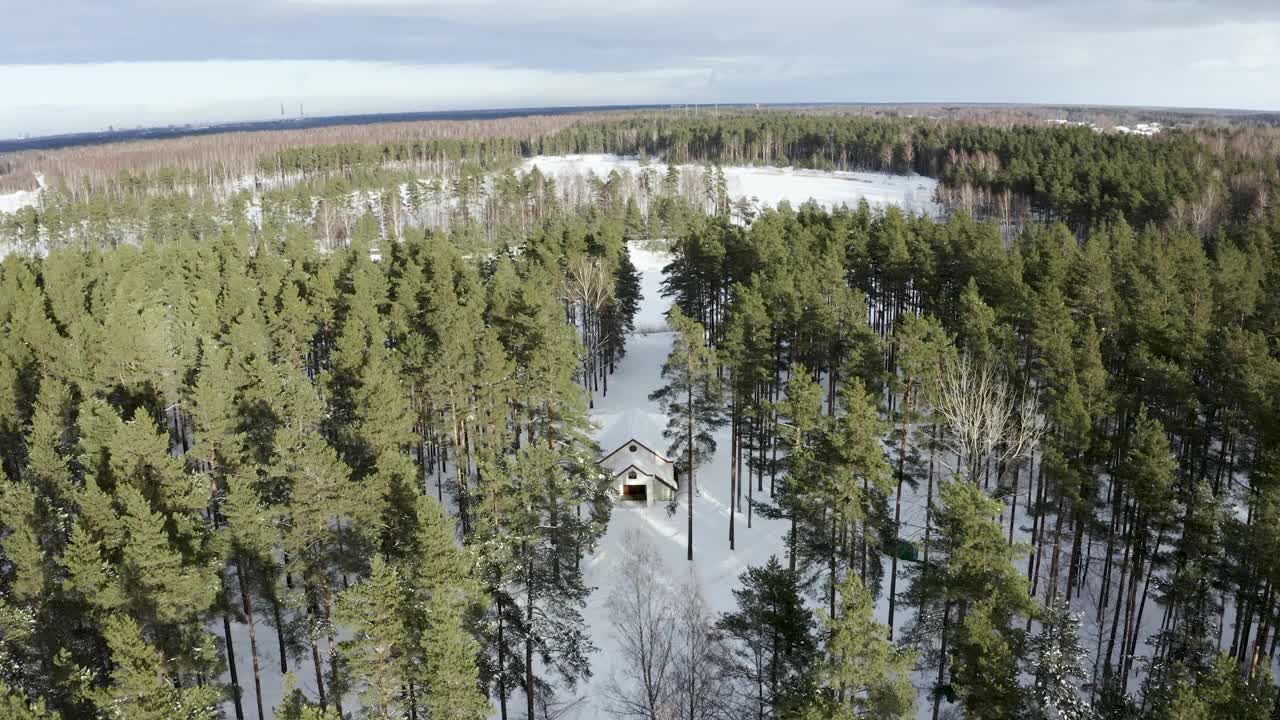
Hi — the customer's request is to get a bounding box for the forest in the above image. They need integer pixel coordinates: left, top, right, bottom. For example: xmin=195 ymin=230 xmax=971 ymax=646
xmin=1 ymin=110 xmax=1280 ymax=720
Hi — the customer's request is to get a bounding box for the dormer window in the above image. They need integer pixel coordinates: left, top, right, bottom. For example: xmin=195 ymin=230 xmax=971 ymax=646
xmin=629 ymin=444 xmax=638 ymax=453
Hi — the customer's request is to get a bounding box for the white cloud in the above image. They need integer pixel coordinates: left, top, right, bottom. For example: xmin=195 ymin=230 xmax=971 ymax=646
xmin=1189 ymin=23 xmax=1280 ymax=72
xmin=2 ymin=3 xmax=1279 ymax=138
xmin=276 ymin=0 xmax=681 ymax=21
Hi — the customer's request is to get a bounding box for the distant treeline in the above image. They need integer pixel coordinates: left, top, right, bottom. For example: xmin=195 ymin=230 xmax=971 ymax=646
xmin=246 ymin=113 xmax=1279 ymax=231
xmin=0 ymin=112 xmax=620 ymax=195
xmin=6 ymin=111 xmax=1280 ymax=236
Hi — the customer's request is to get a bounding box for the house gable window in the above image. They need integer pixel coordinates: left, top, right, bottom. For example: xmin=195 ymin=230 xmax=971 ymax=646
xmin=629 ymin=444 xmax=638 ymax=453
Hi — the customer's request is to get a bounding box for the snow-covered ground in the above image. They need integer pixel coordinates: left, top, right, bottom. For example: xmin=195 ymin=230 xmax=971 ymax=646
xmin=578 ymin=246 xmax=795 ymax=717
xmin=572 ymin=246 xmax=940 ymax=719
xmin=204 ymin=167 xmax=1203 ymax=720
xmin=573 ymin=245 xmax=1181 ymax=720
xmin=0 ymin=187 xmax=40 ymax=215
xmin=523 ymin=154 xmax=940 ymax=216
xmin=0 ymin=173 xmax=44 ymax=215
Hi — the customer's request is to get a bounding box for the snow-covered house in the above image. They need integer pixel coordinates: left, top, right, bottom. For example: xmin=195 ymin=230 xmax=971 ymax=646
xmin=597 ymin=410 xmax=677 ymax=505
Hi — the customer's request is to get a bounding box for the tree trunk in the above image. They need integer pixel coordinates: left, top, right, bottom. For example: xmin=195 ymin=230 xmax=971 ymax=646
xmin=310 ymin=630 xmax=327 ymax=709
xmin=1047 ymin=492 xmax=1066 ymax=603
xmin=1125 ymin=528 xmax=1164 ymax=684
xmin=498 ymin=599 xmax=509 ymax=720
xmin=236 ymin=557 xmax=267 ymax=720
xmin=323 ymin=587 xmax=344 ymax=718
xmin=933 ymin=600 xmax=951 ymax=720
xmin=888 ymin=385 xmax=911 ymax=639
xmin=1103 ymin=517 xmax=1132 ymax=683
xmin=1066 ymin=502 xmax=1086 ymax=601
xmin=687 ymin=381 xmax=695 ymax=562
xmin=526 ymin=552 xmax=536 ymax=720
xmin=748 ymin=404 xmax=755 ymax=529
xmin=270 ymin=587 xmax=288 ymax=675
xmin=222 ymin=606 xmax=245 ymax=720
xmin=1119 ymin=539 xmax=1145 ymax=690
xmin=730 ymin=402 xmax=737 ymax=551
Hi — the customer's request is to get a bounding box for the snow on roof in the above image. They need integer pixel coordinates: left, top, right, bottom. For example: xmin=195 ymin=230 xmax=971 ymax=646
xmin=598 ymin=409 xmax=678 ymax=489
xmin=596 ymin=409 xmax=670 ymax=461
xmin=603 ymin=444 xmax=674 ymax=481
xmin=609 ymin=462 xmax=678 ymax=492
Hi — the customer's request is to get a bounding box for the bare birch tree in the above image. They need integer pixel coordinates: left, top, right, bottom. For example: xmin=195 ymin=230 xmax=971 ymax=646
xmin=671 ymin=573 xmax=736 ymax=720
xmin=606 ymin=533 xmax=679 ymax=720
xmin=927 ymin=352 xmax=1042 ymax=484
xmin=567 ymin=257 xmax=615 ymax=403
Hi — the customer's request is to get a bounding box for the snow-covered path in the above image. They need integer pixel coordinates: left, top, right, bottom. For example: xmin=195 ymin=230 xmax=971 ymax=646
xmin=575 ymin=246 xmax=803 ymax=718
xmin=575 ymin=243 xmax=952 ymax=718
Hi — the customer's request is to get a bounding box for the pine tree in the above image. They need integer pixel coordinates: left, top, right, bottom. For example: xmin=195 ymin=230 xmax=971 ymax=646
xmin=803 ymin=572 xmax=915 ymax=720
xmin=650 ymin=306 xmax=725 ymax=561
xmin=604 ymin=242 xmax=642 ymax=367
xmin=759 ymin=365 xmax=824 ymax=576
xmin=722 ymin=282 xmax=773 ymax=534
xmin=489 ymin=445 xmax=601 ymax=720
xmin=905 ymin=478 xmax=1035 ymax=720
xmin=1145 ymin=654 xmax=1270 ymax=720
xmin=0 ymin=682 xmax=59 ymax=720
xmin=1025 ymin=599 xmax=1095 ymax=720
xmin=717 ymin=557 xmax=817 ymax=719
xmin=412 ymin=496 xmax=489 ymax=720
xmin=336 ymin=555 xmax=413 ymax=719
xmin=1106 ymin=407 xmax=1176 ymax=686
xmin=89 ymin=615 xmax=222 ymax=720
xmin=274 ymin=362 xmax=365 ymax=715
xmin=887 ymin=313 xmax=951 ymax=638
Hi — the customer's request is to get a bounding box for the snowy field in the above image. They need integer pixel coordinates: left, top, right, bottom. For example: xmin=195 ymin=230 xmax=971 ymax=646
xmin=522 ymin=154 xmax=940 ymax=216
xmin=0 ymin=187 xmax=39 ymax=215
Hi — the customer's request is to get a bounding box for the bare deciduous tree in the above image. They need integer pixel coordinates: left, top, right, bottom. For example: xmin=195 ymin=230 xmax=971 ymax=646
xmin=927 ymin=353 xmax=1042 ymax=484
xmin=605 ymin=536 xmax=737 ymax=720
xmin=567 ymin=257 xmax=615 ymax=402
xmin=606 ymin=533 xmax=678 ymax=720
xmin=671 ymin=573 xmax=736 ymax=720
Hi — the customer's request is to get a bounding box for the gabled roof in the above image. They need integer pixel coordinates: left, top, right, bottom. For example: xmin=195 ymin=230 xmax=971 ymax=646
xmin=596 ymin=409 xmax=670 ymax=462
xmin=610 ymin=462 xmax=678 ymax=492
xmin=600 ymin=438 xmax=671 ymax=466
xmin=602 ymin=444 xmax=674 ymax=484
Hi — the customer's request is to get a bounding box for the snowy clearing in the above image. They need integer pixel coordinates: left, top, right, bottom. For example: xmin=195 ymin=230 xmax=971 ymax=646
xmin=0 ymin=173 xmax=44 ymax=215
xmin=523 ymin=154 xmax=940 ymax=216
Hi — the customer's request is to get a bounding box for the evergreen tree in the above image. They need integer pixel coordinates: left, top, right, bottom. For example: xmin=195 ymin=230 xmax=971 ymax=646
xmin=759 ymin=365 xmax=825 ymax=576
xmin=905 ymin=478 xmax=1035 ymax=720
xmin=803 ymin=572 xmax=915 ymax=720
xmin=89 ymin=615 xmax=222 ymax=720
xmin=650 ymin=306 xmax=725 ymax=561
xmin=717 ymin=557 xmax=817 ymax=719
xmin=336 ymin=556 xmax=411 ymax=719
xmin=0 ymin=681 xmax=60 ymax=720
xmin=1025 ymin=599 xmax=1095 ymax=720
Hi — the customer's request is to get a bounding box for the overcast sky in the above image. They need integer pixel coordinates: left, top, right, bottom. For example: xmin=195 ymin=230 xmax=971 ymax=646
xmin=3 ymin=0 xmax=1279 ymax=137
